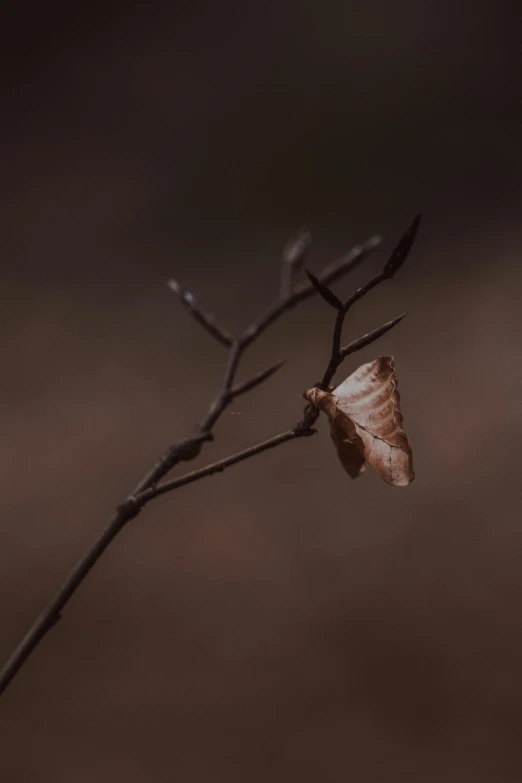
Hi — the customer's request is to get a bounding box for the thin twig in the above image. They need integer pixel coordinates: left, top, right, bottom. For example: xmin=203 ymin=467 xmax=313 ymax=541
xmin=298 ymin=215 xmax=421 ymax=429
xmin=139 ymin=217 xmax=419 ymax=506
xmin=168 ymin=278 xmax=233 ymax=347
xmin=242 ymin=234 xmax=381 ymax=346
xmin=134 ymin=233 xmax=383 ymax=494
xmin=280 ymin=229 xmax=311 ymax=299
xmin=340 ymin=312 xmax=407 ymax=357
xmin=138 ymin=428 xmax=314 ymax=503
xmin=0 ymin=220 xmax=420 ymax=697
xmin=229 ymin=360 xmax=286 ymax=397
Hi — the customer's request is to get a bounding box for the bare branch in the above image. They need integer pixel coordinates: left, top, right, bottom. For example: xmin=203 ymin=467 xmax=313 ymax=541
xmin=383 ymin=214 xmax=422 ymax=277
xmin=168 ymin=278 xmax=234 ymax=347
xmin=242 ymin=234 xmax=381 ymax=346
xmin=0 ymin=220 xmax=418 ymax=698
xmin=288 ymin=234 xmax=382 ymax=303
xmin=305 ymin=271 xmax=344 ymax=310
xmin=230 ymin=360 xmax=286 ymax=398
xmin=298 ymin=217 xmax=421 ymax=428
xmin=280 ymin=229 xmax=311 ymax=299
xmin=138 ymin=427 xmax=314 ymax=504
xmin=344 ymin=215 xmax=422 ymax=311
xmin=130 ymin=432 xmax=214 ymax=496
xmin=341 ymin=313 xmax=407 ymax=357
xmin=149 ymin=233 xmax=382 ymax=483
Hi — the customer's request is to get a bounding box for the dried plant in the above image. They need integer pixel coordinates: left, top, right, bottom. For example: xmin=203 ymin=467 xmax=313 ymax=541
xmin=304 ymin=357 xmax=414 ymax=485
xmin=0 ymin=216 xmax=421 ymax=696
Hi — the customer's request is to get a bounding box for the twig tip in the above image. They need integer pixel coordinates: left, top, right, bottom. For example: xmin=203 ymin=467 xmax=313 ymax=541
xmin=305 ymin=270 xmax=344 ymax=310
xmin=383 ymin=216 xmax=422 ymax=277
xmin=368 ymin=234 xmax=383 ymax=248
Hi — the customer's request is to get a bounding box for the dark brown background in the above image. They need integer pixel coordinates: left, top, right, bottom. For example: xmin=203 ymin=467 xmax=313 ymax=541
xmin=1 ymin=1 xmax=521 ymax=781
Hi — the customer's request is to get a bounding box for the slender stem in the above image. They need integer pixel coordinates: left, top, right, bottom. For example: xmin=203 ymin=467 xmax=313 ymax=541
xmin=320 ymin=309 xmax=346 ymax=387
xmin=167 ymin=279 xmax=233 ymax=347
xmin=139 ymin=428 xmax=312 ymax=503
xmin=242 ymin=235 xmax=380 ymax=346
xmin=229 ymin=360 xmax=286 ymax=397
xmin=340 ymin=313 xmax=407 ymax=357
xmin=134 ymin=234 xmax=382 ymax=492
xmin=0 ymin=503 xmax=135 ymax=696
xmin=0 ymin=423 xmax=317 ymax=698
xmin=280 ymin=229 xmax=311 ymax=300
xmin=0 ymin=222 xmax=417 ymax=698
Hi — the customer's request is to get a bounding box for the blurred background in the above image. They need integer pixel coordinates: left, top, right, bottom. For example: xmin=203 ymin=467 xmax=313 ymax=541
xmin=1 ymin=1 xmax=521 ymax=780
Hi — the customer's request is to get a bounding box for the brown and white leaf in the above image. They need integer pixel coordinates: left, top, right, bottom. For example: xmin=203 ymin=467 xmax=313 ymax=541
xmin=304 ymin=356 xmax=414 ymax=486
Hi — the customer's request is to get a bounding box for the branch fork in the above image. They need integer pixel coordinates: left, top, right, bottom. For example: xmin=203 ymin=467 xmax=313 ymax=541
xmin=0 ymin=217 xmax=421 ymax=696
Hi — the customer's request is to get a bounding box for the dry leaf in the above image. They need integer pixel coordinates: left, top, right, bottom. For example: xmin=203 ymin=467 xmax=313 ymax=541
xmin=304 ymin=356 xmax=414 ymax=486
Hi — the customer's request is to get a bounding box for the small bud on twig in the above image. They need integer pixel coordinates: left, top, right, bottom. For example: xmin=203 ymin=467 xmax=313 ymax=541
xmin=280 ymin=229 xmax=311 ymax=299
xmin=341 ymin=313 xmax=407 ymax=357
xmin=168 ymin=279 xmax=233 ymax=346
xmin=383 ymin=214 xmax=422 ymax=277
xmin=283 ymin=229 xmax=311 ymax=268
xmin=305 ymin=271 xmax=344 ymax=310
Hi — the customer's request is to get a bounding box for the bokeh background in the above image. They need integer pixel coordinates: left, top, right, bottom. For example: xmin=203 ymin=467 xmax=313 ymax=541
xmin=1 ymin=1 xmax=521 ymax=781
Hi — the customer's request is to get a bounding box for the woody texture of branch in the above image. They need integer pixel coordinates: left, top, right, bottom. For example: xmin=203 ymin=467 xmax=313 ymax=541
xmin=0 ymin=216 xmax=421 ymax=697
